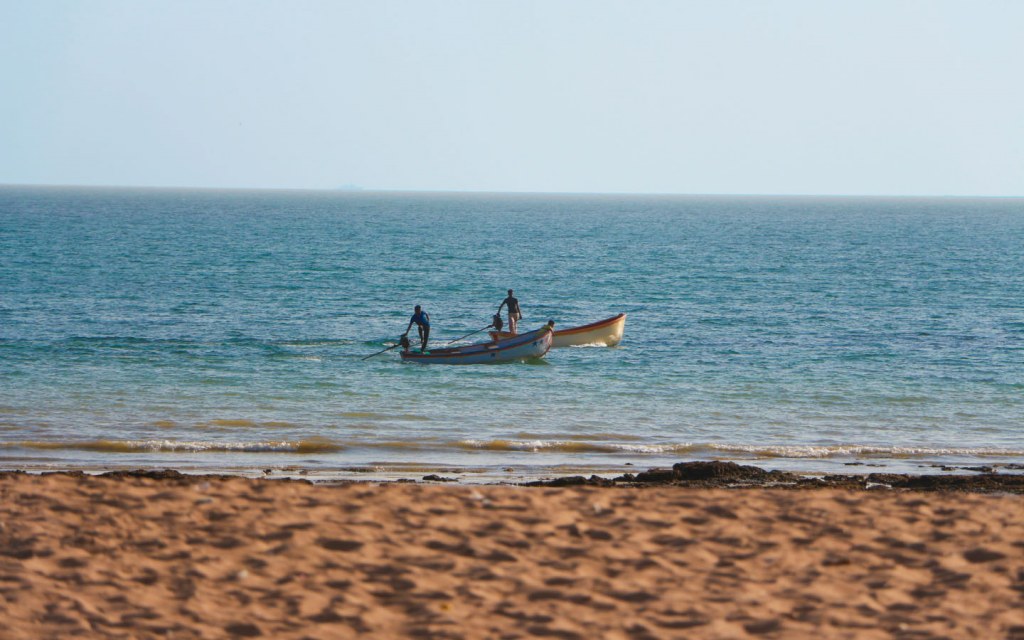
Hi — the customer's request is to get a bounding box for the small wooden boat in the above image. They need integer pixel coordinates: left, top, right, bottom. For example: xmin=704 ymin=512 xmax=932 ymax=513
xmin=401 ymin=328 xmax=553 ymax=365
xmin=490 ymin=313 xmax=626 ymax=348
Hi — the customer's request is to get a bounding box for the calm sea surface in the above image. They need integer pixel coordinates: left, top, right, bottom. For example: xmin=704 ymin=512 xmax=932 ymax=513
xmin=2 ymin=186 xmax=1023 ymax=480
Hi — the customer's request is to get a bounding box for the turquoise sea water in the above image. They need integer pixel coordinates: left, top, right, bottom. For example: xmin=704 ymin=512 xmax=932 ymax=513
xmin=2 ymin=186 xmax=1023 ymax=480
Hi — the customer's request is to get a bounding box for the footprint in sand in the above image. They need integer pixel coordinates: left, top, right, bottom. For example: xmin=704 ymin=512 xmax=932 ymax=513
xmin=316 ymin=538 xmax=364 ymax=552
xmin=963 ymin=547 xmax=1007 ymax=563
xmin=224 ymin=622 xmax=262 ymax=637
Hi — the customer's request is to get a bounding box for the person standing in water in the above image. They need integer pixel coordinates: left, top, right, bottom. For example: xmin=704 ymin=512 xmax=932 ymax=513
xmin=403 ymin=305 xmax=430 ymax=352
xmin=497 ymin=289 xmax=522 ymax=335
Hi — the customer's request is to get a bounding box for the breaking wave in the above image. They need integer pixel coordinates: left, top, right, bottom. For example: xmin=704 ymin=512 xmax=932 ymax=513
xmin=5 ymin=438 xmax=1024 ymax=461
xmin=4 ymin=438 xmax=344 ymax=454
xmin=454 ymin=439 xmax=1024 ymax=459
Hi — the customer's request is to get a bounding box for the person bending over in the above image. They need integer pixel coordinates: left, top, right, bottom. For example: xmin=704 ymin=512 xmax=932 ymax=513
xmin=403 ymin=305 xmax=430 ymax=352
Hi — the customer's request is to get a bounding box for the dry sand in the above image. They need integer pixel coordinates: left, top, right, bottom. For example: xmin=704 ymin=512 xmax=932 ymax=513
xmin=1 ymin=471 xmax=1023 ymax=639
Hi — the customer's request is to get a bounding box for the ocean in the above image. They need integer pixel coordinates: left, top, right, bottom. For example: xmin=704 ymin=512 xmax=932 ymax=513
xmin=1 ymin=186 xmax=1022 ymax=481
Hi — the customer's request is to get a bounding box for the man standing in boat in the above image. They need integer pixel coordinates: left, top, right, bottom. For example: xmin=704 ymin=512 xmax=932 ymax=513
xmin=403 ymin=305 xmax=430 ymax=352
xmin=497 ymin=289 xmax=522 ymax=335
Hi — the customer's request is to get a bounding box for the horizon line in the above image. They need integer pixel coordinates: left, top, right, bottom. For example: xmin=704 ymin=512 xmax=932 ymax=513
xmin=1 ymin=181 xmax=1022 ymax=200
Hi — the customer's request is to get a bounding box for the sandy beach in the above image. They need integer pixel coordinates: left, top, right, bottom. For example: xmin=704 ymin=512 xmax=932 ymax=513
xmin=1 ymin=469 xmax=1023 ymax=639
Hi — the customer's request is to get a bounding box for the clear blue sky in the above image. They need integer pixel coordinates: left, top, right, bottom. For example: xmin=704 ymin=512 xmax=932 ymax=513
xmin=2 ymin=1 xmax=1022 ymax=196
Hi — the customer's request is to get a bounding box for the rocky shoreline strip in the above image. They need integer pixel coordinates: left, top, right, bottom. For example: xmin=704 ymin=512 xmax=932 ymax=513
xmin=521 ymin=460 xmax=1024 ymax=493
xmin=5 ymin=459 xmax=1023 ymax=493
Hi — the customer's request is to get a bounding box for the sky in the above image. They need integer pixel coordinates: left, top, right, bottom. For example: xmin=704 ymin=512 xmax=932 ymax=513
xmin=1 ymin=1 xmax=1022 ymax=196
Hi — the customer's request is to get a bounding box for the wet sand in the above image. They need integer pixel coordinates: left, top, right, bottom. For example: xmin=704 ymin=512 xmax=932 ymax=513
xmin=1 ymin=467 xmax=1023 ymax=639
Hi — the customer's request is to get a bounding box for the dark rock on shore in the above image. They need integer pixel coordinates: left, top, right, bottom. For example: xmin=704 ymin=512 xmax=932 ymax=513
xmin=634 ymin=468 xmax=676 ymax=483
xmin=422 ymin=474 xmax=458 ymax=482
xmin=525 ymin=475 xmax=588 ymax=487
xmin=100 ymin=469 xmax=190 ymax=480
xmin=673 ymin=461 xmax=775 ymax=481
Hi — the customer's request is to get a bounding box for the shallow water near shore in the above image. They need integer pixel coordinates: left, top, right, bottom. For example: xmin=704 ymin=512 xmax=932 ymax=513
xmin=2 ymin=186 xmax=1023 ymax=480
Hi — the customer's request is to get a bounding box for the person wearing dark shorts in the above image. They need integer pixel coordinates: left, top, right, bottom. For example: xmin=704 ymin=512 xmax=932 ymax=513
xmin=497 ymin=289 xmax=522 ymax=335
xmin=403 ymin=305 xmax=431 ymax=352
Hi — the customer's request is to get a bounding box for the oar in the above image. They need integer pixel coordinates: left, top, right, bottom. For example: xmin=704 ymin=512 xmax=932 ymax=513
xmin=444 ymin=323 xmax=495 ymax=346
xmin=361 ymin=344 xmax=399 ymax=361
xmin=361 ymin=336 xmax=409 ymax=361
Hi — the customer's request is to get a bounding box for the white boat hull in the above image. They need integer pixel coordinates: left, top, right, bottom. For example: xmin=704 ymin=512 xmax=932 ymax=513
xmin=401 ymin=328 xmax=552 ymax=365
